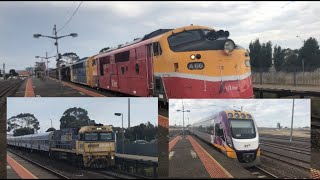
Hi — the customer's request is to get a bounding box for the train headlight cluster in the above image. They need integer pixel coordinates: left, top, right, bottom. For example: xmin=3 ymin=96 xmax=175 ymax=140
xmin=247 ymin=114 xmax=252 ymax=119
xmin=224 ymin=40 xmax=235 ymax=55
xmin=190 ymin=54 xmax=201 ymax=60
xmin=228 ymin=113 xmax=233 ymax=118
xmin=234 ymin=113 xmax=240 ymax=118
xmin=241 ymin=113 xmax=246 ymax=119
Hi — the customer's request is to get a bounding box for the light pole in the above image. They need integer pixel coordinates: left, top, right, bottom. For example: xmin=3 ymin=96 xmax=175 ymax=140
xmin=176 ymin=104 xmax=190 ymax=137
xmin=35 ymin=52 xmax=56 ymax=77
xmin=290 ymin=99 xmax=295 ymax=142
xmin=114 ymin=113 xmax=124 ymax=154
xmin=33 ymin=24 xmax=78 ymax=87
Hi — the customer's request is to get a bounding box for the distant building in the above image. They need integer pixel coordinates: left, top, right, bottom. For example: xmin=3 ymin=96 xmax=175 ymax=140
xmin=277 ymin=122 xmax=282 ymax=129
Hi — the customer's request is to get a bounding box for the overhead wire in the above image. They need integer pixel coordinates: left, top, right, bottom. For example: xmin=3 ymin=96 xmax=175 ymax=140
xmin=57 ymin=1 xmax=83 ymax=33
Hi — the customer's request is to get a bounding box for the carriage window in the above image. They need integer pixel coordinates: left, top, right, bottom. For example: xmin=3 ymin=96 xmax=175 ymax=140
xmin=153 ymin=42 xmax=162 ymax=56
xmin=115 ymin=51 xmax=130 ymax=62
xmin=135 ymin=64 xmax=139 ymax=74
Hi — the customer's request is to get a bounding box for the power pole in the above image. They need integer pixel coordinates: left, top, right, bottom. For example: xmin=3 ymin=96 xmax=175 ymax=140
xmin=46 ymin=52 xmax=50 ymax=77
xmin=53 ymin=24 xmax=63 ymax=95
xmin=128 ymin=98 xmax=130 ymax=129
xmin=3 ymin=63 xmax=5 ymax=79
xmin=290 ymin=99 xmax=295 ymax=142
xmin=182 ymin=102 xmax=185 ymax=137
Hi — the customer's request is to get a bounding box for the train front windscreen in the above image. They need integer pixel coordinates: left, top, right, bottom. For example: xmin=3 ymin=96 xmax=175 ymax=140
xmin=229 ymin=119 xmax=256 ymax=139
xmin=83 ymin=132 xmax=114 ymax=142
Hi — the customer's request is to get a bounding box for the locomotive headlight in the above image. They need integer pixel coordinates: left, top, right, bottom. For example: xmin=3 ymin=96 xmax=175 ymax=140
xmin=234 ymin=113 xmax=240 ymax=118
xmin=224 ymin=40 xmax=235 ymax=55
xmin=190 ymin=54 xmax=196 ymax=60
xmin=245 ymin=60 xmax=251 ymax=67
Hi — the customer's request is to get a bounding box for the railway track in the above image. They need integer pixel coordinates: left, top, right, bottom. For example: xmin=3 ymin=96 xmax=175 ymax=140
xmin=260 ymin=142 xmax=311 ymax=156
xmin=91 ymin=169 xmax=150 ymax=179
xmin=260 ymin=148 xmax=310 ymax=170
xmin=260 ymin=135 xmax=310 ymax=142
xmin=7 ymin=149 xmax=70 ymax=179
xmin=246 ymin=166 xmax=278 ymax=179
xmin=0 ymin=79 xmax=23 ymax=98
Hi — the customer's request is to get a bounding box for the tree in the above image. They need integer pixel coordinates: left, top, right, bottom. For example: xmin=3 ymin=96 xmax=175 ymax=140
xmin=13 ymin=127 xmax=34 ymax=136
xmin=7 ymin=113 xmax=40 ymax=135
xmin=9 ymin=69 xmax=18 ymax=76
xmin=273 ymin=45 xmax=286 ymax=71
xmin=249 ymin=39 xmax=261 ymax=71
xmin=299 ymin=37 xmax=320 ymax=71
xmin=59 ymin=107 xmax=95 ymax=129
xmin=61 ymin=52 xmax=80 ymax=64
xmin=100 ymin=47 xmax=110 ymax=53
xmin=260 ymin=41 xmax=272 ymax=71
xmin=46 ymin=127 xmax=56 ymax=132
xmin=249 ymin=39 xmax=272 ymax=72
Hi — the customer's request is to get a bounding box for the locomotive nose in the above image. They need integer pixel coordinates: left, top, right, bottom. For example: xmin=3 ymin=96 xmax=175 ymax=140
xmin=242 ymin=153 xmax=255 ymax=163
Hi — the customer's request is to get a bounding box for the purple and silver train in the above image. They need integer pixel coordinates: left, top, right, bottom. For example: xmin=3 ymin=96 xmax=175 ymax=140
xmin=190 ymin=109 xmax=260 ymax=167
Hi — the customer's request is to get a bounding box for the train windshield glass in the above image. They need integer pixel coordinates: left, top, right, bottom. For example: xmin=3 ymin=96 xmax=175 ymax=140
xmin=229 ymin=119 xmax=256 ymax=139
xmin=85 ymin=133 xmax=98 ymax=141
xmin=168 ymin=30 xmax=203 ymax=47
xmin=100 ymin=133 xmax=113 ymax=141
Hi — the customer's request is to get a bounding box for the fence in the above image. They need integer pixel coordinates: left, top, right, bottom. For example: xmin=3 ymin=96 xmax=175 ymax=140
xmin=252 ymin=67 xmax=320 ymax=87
xmin=116 ymin=142 xmax=158 ymax=157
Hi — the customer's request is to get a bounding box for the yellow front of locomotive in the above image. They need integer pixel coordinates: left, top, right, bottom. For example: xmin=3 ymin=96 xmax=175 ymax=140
xmin=152 ymin=25 xmax=253 ymax=100
xmin=76 ymin=125 xmax=115 ymax=168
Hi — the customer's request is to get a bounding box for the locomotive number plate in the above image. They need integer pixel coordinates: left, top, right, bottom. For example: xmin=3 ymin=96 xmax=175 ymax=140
xmin=187 ymin=62 xmax=204 ymax=70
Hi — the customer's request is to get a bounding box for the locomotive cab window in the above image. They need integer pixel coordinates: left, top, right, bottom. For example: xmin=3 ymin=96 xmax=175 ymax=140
xmin=152 ymin=42 xmax=162 ymax=56
xmin=100 ymin=133 xmax=113 ymax=141
xmin=168 ymin=30 xmax=202 ymax=47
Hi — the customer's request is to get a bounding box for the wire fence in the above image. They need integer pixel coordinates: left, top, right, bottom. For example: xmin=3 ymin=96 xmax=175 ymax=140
xmin=252 ymin=67 xmax=320 ymax=87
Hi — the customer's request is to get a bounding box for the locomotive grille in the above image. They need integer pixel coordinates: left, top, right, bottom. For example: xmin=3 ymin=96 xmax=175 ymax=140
xmin=236 ymin=150 xmax=257 ymax=163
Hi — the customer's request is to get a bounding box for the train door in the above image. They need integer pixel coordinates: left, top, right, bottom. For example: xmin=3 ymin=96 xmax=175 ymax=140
xmin=214 ymin=123 xmax=225 ymax=148
xmin=146 ymin=44 xmax=153 ymax=96
xmin=151 ymin=42 xmax=167 ymax=101
xmin=111 ymin=62 xmax=119 ymax=90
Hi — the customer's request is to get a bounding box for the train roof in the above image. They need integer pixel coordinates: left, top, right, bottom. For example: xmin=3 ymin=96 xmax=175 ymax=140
xmin=79 ymin=124 xmax=113 ymax=133
xmin=7 ymin=132 xmax=52 ymax=139
xmin=193 ymin=109 xmax=254 ymax=125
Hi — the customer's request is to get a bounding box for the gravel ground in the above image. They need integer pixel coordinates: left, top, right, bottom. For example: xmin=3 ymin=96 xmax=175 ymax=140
xmin=259 ymin=156 xmax=310 ymax=178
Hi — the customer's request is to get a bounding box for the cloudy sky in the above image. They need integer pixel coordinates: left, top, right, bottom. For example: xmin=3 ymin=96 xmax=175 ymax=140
xmin=0 ymin=1 xmax=319 ymax=71
xmin=169 ymin=99 xmax=310 ymax=128
xmin=7 ymin=97 xmax=158 ymax=133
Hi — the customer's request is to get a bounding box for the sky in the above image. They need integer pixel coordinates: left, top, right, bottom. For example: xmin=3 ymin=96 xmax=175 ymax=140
xmin=169 ymin=99 xmax=311 ymax=128
xmin=7 ymin=97 xmax=158 ymax=133
xmin=0 ymin=1 xmax=319 ymax=71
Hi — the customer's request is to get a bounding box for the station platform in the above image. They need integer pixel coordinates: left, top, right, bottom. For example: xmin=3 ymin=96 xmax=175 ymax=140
xmin=7 ymin=152 xmax=59 ymax=179
xmin=169 ymin=133 xmax=255 ymax=178
xmin=116 ymin=153 xmax=158 ymax=163
xmin=27 ymin=77 xmax=92 ymax=97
